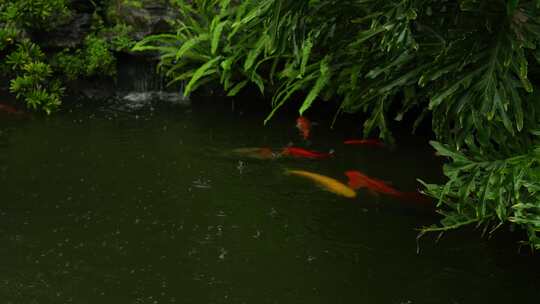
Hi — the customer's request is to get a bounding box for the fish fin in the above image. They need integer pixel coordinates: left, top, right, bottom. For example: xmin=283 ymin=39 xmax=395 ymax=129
xmin=399 ymin=191 xmax=433 ymax=204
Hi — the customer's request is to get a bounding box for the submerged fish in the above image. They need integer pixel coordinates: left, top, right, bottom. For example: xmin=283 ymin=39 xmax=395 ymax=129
xmin=286 ymin=169 xmax=357 ymax=198
xmin=230 ymin=147 xmax=278 ymax=160
xmin=0 ymin=103 xmax=23 ymax=115
xmin=281 ymin=146 xmax=333 ymax=159
xmin=343 ymin=138 xmax=385 ymax=147
xmin=345 ymin=170 xmax=433 ymax=206
xmin=345 ymin=170 xmax=401 ymax=196
xmin=296 ymin=116 xmax=311 ymax=140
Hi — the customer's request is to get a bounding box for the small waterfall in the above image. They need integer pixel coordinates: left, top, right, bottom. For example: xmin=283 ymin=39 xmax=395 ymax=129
xmin=115 ymin=55 xmax=189 ymax=111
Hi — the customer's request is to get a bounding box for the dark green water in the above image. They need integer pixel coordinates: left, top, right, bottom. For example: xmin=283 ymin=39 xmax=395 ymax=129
xmin=0 ymin=99 xmax=538 ymax=304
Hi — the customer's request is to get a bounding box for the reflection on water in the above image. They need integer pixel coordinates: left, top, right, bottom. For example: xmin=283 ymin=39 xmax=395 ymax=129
xmin=0 ymin=99 xmax=538 ymax=304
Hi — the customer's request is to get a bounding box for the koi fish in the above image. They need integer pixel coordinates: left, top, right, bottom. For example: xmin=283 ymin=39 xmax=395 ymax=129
xmin=296 ymin=116 xmax=311 ymax=140
xmin=0 ymin=103 xmax=23 ymax=115
xmin=345 ymin=170 xmax=434 ymax=207
xmin=344 ymin=170 xmax=402 ymax=196
xmin=281 ymin=146 xmax=333 ymax=159
xmin=344 ymin=139 xmax=385 ymax=147
xmin=230 ymin=147 xmax=278 ymax=160
xmin=286 ymin=169 xmax=357 ymax=198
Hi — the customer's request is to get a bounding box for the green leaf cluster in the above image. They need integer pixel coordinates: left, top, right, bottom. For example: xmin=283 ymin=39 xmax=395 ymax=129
xmin=0 ymin=0 xmax=71 ymax=31
xmin=419 ymin=140 xmax=540 ymax=250
xmin=0 ymin=25 xmax=18 ymax=52
xmin=6 ymin=40 xmax=64 ymax=114
xmin=100 ymin=23 xmax=136 ymax=52
xmin=52 ymin=35 xmax=117 ymax=81
xmin=0 ymin=1 xmax=138 ymax=112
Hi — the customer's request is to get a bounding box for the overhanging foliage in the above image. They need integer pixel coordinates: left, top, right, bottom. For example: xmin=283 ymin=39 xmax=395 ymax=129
xmin=134 ymin=0 xmax=540 ymax=249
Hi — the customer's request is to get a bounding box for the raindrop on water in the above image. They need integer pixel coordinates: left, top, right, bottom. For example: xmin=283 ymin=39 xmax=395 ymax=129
xmin=236 ymin=160 xmax=245 ymax=174
xmin=253 ymin=230 xmax=261 ymax=239
xmin=218 ymin=248 xmax=227 ymax=260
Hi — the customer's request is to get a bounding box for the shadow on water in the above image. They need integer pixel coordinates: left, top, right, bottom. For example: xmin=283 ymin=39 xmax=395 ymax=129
xmin=0 ymin=96 xmax=538 ymax=304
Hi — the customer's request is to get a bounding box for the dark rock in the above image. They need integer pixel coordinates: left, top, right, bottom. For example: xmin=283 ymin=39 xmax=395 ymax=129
xmin=110 ymin=0 xmax=178 ymax=41
xmin=33 ymin=0 xmax=97 ymax=49
xmin=35 ymin=13 xmax=93 ymax=49
xmin=69 ymin=0 xmax=96 ymax=13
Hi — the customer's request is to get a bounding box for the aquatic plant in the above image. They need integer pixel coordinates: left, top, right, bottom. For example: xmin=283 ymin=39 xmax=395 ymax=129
xmin=134 ymin=0 xmax=540 ymax=249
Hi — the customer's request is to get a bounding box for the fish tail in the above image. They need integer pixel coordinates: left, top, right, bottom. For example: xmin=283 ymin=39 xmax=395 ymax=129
xmin=398 ymin=191 xmax=433 ymax=204
xmin=303 ymin=130 xmax=310 ymax=140
xmin=283 ymin=168 xmax=297 ymax=175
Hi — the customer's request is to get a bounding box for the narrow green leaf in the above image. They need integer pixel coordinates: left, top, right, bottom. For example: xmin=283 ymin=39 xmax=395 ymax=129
xmin=244 ymin=35 xmax=268 ymax=71
xmin=227 ymin=80 xmax=248 ymax=96
xmin=131 ymin=34 xmax=178 ymax=52
xmin=250 ymin=72 xmax=265 ymax=94
xmin=300 ymin=37 xmax=313 ymax=77
xmin=184 ymin=56 xmax=221 ymax=96
xmin=265 ymin=81 xmax=305 ymax=124
xmin=299 ymin=58 xmax=331 ymax=115
xmin=430 ymin=141 xmax=470 ymax=162
xmin=211 ymin=20 xmax=228 ymax=55
xmin=176 ymin=34 xmax=209 ymax=60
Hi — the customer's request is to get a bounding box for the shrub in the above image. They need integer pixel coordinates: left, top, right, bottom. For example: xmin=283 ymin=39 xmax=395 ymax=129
xmin=0 ymin=0 xmax=70 ymax=30
xmin=6 ymin=40 xmax=64 ymax=114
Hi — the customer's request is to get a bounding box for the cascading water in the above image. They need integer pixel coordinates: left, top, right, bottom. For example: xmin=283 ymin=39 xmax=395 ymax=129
xmin=115 ymin=55 xmax=189 ymax=111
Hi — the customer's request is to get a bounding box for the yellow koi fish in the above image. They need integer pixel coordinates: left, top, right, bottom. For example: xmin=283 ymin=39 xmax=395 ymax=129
xmin=285 ymin=169 xmax=357 ymax=198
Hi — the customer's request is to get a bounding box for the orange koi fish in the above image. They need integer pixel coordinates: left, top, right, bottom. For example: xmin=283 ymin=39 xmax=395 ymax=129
xmin=344 ymin=139 xmax=385 ymax=147
xmin=281 ymin=146 xmax=333 ymax=159
xmin=344 ymin=170 xmax=401 ymax=196
xmin=230 ymin=147 xmax=279 ymax=160
xmin=296 ymin=116 xmax=311 ymax=140
xmin=286 ymin=169 xmax=356 ymax=198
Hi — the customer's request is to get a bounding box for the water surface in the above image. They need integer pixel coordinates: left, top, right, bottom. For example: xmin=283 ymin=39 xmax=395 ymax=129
xmin=0 ymin=98 xmax=538 ymax=304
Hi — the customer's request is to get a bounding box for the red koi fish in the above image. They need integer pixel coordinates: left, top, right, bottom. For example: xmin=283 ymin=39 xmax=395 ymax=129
xmin=281 ymin=146 xmax=333 ymax=159
xmin=0 ymin=103 xmax=23 ymax=115
xmin=296 ymin=116 xmax=311 ymax=140
xmin=345 ymin=170 xmax=433 ymax=207
xmin=344 ymin=139 xmax=385 ymax=147
xmin=344 ymin=170 xmax=401 ymax=196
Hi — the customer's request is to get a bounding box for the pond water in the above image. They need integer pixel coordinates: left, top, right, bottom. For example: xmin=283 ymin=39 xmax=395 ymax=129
xmin=0 ymin=97 xmax=538 ymax=304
